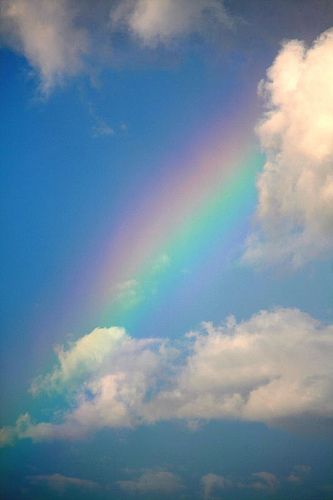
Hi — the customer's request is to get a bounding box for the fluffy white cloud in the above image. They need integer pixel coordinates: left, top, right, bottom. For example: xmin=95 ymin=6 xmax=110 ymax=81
xmin=2 ymin=308 xmax=333 ymax=445
xmin=244 ymin=28 xmax=333 ymax=266
xmin=30 ymin=327 xmax=128 ymax=394
xmin=118 ymin=469 xmax=184 ymax=495
xmin=112 ymin=0 xmax=231 ymax=47
xmin=0 ymin=0 xmax=88 ymax=93
xmin=144 ymin=309 xmax=333 ymax=424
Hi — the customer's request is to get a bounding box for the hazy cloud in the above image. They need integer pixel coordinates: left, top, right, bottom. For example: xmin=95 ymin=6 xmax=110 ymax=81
xmin=244 ymin=28 xmax=333 ymax=266
xmin=287 ymin=464 xmax=311 ymax=484
xmin=27 ymin=473 xmax=99 ymax=494
xmin=112 ymin=0 xmax=231 ymax=47
xmin=201 ymin=471 xmax=278 ymax=498
xmin=250 ymin=471 xmax=279 ymax=490
xmin=92 ymin=120 xmax=115 ymax=138
xmin=118 ymin=469 xmax=184 ymax=496
xmin=201 ymin=473 xmax=229 ymax=499
xmin=113 ymin=279 xmax=144 ymax=308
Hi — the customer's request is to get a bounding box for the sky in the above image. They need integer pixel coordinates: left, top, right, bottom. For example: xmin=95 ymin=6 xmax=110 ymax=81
xmin=1 ymin=1 xmax=333 ymax=499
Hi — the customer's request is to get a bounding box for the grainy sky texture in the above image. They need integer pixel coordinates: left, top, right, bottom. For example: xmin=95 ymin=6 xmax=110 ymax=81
xmin=1 ymin=1 xmax=333 ymax=499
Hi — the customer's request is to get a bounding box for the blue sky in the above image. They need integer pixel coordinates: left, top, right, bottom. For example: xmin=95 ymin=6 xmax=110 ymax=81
xmin=1 ymin=1 xmax=333 ymax=499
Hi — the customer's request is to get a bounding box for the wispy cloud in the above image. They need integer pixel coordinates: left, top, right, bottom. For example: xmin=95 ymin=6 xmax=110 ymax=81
xmin=118 ymin=469 xmax=184 ymax=496
xmin=152 ymin=252 xmax=171 ymax=272
xmin=110 ymin=254 xmax=172 ymax=311
xmin=201 ymin=465 xmax=313 ymax=498
xmin=201 ymin=471 xmax=279 ymax=498
xmin=114 ymin=279 xmax=144 ymax=308
xmin=27 ymin=473 xmax=100 ymax=494
xmin=287 ymin=464 xmax=311 ymax=484
xmin=0 ymin=0 xmax=88 ymax=94
xmin=92 ymin=119 xmax=115 ymax=138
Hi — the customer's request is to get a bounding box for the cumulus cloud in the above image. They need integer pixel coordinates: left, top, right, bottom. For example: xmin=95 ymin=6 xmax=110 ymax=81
xmin=0 ymin=0 xmax=88 ymax=93
xmin=144 ymin=309 xmax=333 ymax=425
xmin=0 ymin=0 xmax=231 ymax=92
xmin=118 ymin=469 xmax=184 ymax=496
xmin=112 ymin=0 xmax=231 ymax=47
xmin=1 ymin=308 xmax=333 ymax=445
xmin=244 ymin=28 xmax=333 ymax=267
xmin=30 ymin=327 xmax=128 ymax=395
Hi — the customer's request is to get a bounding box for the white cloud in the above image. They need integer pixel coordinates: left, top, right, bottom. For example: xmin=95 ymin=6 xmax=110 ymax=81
xmin=2 ymin=308 xmax=333 ymax=445
xmin=0 ymin=0 xmax=232 ymax=92
xmin=0 ymin=0 xmax=88 ymax=93
xmin=118 ymin=469 xmax=184 ymax=496
xmin=0 ymin=413 xmax=74 ymax=445
xmin=111 ymin=0 xmax=231 ymax=47
xmin=244 ymin=28 xmax=333 ymax=267
xmin=144 ymin=309 xmax=333 ymax=425
xmin=30 ymin=327 xmax=128 ymax=395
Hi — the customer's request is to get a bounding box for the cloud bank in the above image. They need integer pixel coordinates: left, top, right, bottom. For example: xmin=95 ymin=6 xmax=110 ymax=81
xmin=0 ymin=0 xmax=231 ymax=93
xmin=244 ymin=28 xmax=333 ymax=267
xmin=1 ymin=308 xmax=333 ymax=446
xmin=24 ymin=464 xmax=312 ymax=498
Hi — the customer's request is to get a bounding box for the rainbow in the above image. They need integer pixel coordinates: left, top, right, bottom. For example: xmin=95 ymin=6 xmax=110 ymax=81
xmin=77 ymin=118 xmax=263 ymax=332
xmin=89 ymin=131 xmax=262 ymax=328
